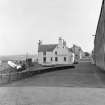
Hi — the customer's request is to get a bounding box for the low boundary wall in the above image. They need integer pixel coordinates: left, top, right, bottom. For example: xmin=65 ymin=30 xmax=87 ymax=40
xmin=0 ymin=65 xmax=75 ymax=85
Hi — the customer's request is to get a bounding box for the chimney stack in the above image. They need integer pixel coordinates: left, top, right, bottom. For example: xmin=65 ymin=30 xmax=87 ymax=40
xmin=63 ymin=40 xmax=66 ymax=46
xmin=58 ymin=37 xmax=63 ymax=46
xmin=38 ymin=40 xmax=42 ymax=46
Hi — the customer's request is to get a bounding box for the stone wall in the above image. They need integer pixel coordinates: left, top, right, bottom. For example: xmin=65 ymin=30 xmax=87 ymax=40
xmin=94 ymin=0 xmax=105 ymax=70
xmin=0 ymin=65 xmax=75 ymax=85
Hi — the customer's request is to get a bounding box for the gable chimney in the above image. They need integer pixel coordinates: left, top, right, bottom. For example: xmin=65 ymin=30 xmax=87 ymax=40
xmin=58 ymin=37 xmax=63 ymax=46
xmin=63 ymin=40 xmax=66 ymax=46
xmin=38 ymin=40 xmax=42 ymax=46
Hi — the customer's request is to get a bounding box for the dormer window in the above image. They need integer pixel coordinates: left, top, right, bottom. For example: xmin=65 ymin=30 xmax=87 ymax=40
xmin=55 ymin=51 xmax=57 ymax=55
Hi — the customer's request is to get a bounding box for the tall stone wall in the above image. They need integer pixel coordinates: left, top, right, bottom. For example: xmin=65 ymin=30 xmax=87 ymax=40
xmin=95 ymin=0 xmax=105 ymax=70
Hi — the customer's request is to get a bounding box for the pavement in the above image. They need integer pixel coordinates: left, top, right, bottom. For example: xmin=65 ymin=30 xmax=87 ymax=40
xmin=1 ymin=61 xmax=105 ymax=104
xmin=0 ymin=87 xmax=105 ymax=105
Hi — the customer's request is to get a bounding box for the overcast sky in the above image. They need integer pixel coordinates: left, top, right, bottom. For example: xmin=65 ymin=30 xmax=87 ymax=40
xmin=0 ymin=0 xmax=102 ymax=55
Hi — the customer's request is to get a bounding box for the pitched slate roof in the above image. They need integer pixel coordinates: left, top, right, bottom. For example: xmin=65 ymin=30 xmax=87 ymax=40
xmin=68 ymin=48 xmax=73 ymax=52
xmin=38 ymin=44 xmax=58 ymax=52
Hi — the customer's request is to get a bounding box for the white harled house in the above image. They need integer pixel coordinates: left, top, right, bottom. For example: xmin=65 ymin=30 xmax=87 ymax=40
xmin=38 ymin=37 xmax=74 ymax=65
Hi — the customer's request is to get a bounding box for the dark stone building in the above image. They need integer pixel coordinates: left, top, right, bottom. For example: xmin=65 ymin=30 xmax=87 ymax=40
xmin=94 ymin=0 xmax=105 ymax=70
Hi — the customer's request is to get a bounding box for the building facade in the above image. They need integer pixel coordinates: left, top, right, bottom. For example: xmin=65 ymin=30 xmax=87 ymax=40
xmin=94 ymin=0 xmax=105 ymax=70
xmin=71 ymin=44 xmax=84 ymax=63
xmin=38 ymin=37 xmax=74 ymax=65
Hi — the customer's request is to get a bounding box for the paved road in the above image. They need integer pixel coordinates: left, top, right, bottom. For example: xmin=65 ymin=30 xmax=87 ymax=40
xmin=3 ymin=61 xmax=105 ymax=88
xmin=1 ymin=62 xmax=105 ymax=105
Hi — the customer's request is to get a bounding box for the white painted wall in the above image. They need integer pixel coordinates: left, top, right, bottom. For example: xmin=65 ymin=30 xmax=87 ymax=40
xmin=38 ymin=52 xmax=53 ymax=65
xmin=38 ymin=39 xmax=74 ymax=65
xmin=38 ymin=52 xmax=43 ymax=64
xmin=45 ymin=52 xmax=53 ymax=64
xmin=52 ymin=46 xmax=74 ymax=64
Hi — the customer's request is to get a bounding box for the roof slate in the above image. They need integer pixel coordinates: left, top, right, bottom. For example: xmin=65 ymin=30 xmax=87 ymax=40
xmin=38 ymin=44 xmax=57 ymax=52
xmin=68 ymin=48 xmax=73 ymax=52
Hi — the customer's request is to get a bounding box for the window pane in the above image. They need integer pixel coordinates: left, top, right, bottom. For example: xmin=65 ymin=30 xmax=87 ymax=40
xmin=64 ymin=57 xmax=66 ymax=61
xmin=55 ymin=51 xmax=57 ymax=55
xmin=43 ymin=57 xmax=46 ymax=63
xmin=51 ymin=57 xmax=53 ymax=61
xmin=55 ymin=57 xmax=58 ymax=61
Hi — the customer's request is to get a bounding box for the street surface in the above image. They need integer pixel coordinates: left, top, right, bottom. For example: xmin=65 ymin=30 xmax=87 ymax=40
xmin=0 ymin=87 xmax=105 ymax=105
xmin=0 ymin=60 xmax=105 ymax=105
xmin=3 ymin=60 xmax=105 ymax=88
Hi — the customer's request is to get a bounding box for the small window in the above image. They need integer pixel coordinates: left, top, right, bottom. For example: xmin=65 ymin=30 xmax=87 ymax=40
xmin=55 ymin=51 xmax=57 ymax=55
xmin=55 ymin=57 xmax=58 ymax=62
xmin=64 ymin=57 xmax=66 ymax=62
xmin=43 ymin=57 xmax=46 ymax=63
xmin=51 ymin=57 xmax=53 ymax=61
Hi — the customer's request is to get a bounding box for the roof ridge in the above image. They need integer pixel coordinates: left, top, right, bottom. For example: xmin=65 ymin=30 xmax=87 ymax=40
xmin=38 ymin=44 xmax=58 ymax=52
xmin=40 ymin=44 xmax=58 ymax=45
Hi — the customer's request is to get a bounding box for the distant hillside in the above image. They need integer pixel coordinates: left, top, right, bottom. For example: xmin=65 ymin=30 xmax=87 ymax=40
xmin=0 ymin=54 xmax=38 ymax=61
